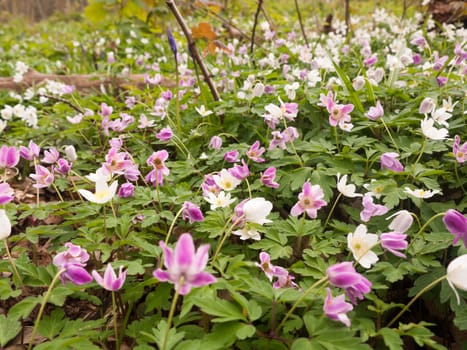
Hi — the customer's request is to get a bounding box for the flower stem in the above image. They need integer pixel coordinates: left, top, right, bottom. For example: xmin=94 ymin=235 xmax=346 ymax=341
xmin=323 ymin=192 xmax=342 ymax=230
xmin=162 ymin=277 xmax=184 ymax=350
xmin=386 ymin=275 xmax=446 ymax=328
xmin=28 ymin=269 xmax=65 ymax=350
xmin=52 ymin=183 xmax=64 ymax=202
xmin=112 ymin=291 xmax=120 ymax=350
xmin=275 ymin=276 xmax=328 ymax=333
xmin=413 ymin=137 xmax=426 ymax=167
xmin=165 ymin=206 xmax=185 ymax=244
xmin=211 ymin=215 xmax=245 ymax=264
xmin=174 ymin=57 xmax=181 ymax=135
xmin=3 ymin=239 xmax=23 ymax=288
xmin=380 ymin=118 xmax=399 ymax=153
xmin=406 ymin=212 xmax=446 ymax=253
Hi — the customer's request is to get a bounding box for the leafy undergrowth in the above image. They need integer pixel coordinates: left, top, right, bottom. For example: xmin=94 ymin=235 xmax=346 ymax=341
xmin=0 ymin=2 xmax=466 ymax=349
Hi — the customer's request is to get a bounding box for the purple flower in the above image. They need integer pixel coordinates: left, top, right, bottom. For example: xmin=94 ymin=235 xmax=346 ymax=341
xmin=366 ymin=101 xmax=384 ymax=121
xmin=156 ymin=126 xmax=173 ymax=142
xmin=30 ymin=165 xmax=54 ymax=188
xmin=433 ymin=52 xmax=448 ymax=71
xmin=326 ymin=262 xmax=372 ymax=304
xmin=443 ymin=209 xmax=467 ymax=247
xmin=54 ymin=158 xmax=72 ymax=175
xmin=167 ymin=28 xmax=178 ymax=56
xmin=92 ymin=264 xmax=127 ymax=291
xmin=360 ymin=194 xmax=389 ymax=222
xmin=291 ymin=181 xmax=327 ymax=219
xmin=319 ymin=91 xmax=354 ymax=131
xmin=145 ymin=150 xmax=169 ymax=186
xmin=99 ymin=102 xmax=113 ymax=118
xmin=453 ymin=135 xmax=466 ymax=163
xmin=268 ymin=131 xmax=287 ymax=150
xmin=255 ymin=252 xmax=276 ymax=282
xmin=0 ymin=145 xmax=19 ymax=168
xmin=42 ymin=147 xmax=60 ymax=164
xmin=153 ymin=233 xmax=217 ymax=295
xmin=224 ymin=150 xmax=239 ymax=163
xmin=261 ymin=166 xmax=279 ymax=189
xmin=19 ymin=140 xmax=40 ymax=161
xmin=380 ymin=233 xmax=408 ymax=258
xmin=363 ymin=54 xmax=377 ymax=67
xmin=118 ymin=182 xmax=135 ymax=198
xmin=272 ymin=266 xmax=298 ymax=289
xmin=380 ymin=152 xmax=404 ymax=172
xmin=323 ymin=288 xmax=353 ymax=327
xmin=412 ymin=53 xmax=422 ymax=65
xmin=454 ymin=44 xmax=467 ymax=65
xmin=208 ymin=136 xmax=222 ymax=150
xmin=436 ymin=76 xmax=447 ymax=87
xmin=53 ymin=243 xmax=92 ymax=285
xmin=182 ymin=201 xmax=204 ymax=223
xmin=246 ymin=141 xmax=265 ymax=163
xmin=0 ymin=183 xmax=14 ymax=205
xmin=228 ymin=159 xmax=250 ymax=180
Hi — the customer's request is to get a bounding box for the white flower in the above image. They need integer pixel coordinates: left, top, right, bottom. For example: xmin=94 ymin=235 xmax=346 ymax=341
xmin=421 ymin=117 xmax=449 ymax=140
xmin=431 ymin=107 xmax=452 ymax=127
xmin=404 ymin=187 xmax=441 ymax=199
xmin=442 ymin=96 xmax=458 ymax=113
xmin=232 ymin=226 xmax=261 ymax=240
xmin=64 ymin=145 xmax=77 ymax=162
xmin=387 ymin=210 xmax=413 ymax=233
xmin=447 ymin=254 xmax=467 ymax=304
xmin=284 ymin=82 xmax=299 ymax=100
xmin=337 ymin=173 xmax=362 ymax=198
xmin=1 ymin=105 xmax=14 ymax=120
xmin=347 ymin=224 xmax=379 ymax=268
xmin=204 ymin=191 xmax=236 ymax=210
xmin=243 ymin=198 xmax=273 ymax=225
xmin=252 ymin=83 xmax=265 ymax=97
xmin=78 ymin=171 xmax=118 ymax=204
xmin=195 ymin=105 xmax=213 ymax=117
xmin=213 ymin=169 xmax=241 ymax=191
xmin=0 ymin=209 xmax=11 ymax=240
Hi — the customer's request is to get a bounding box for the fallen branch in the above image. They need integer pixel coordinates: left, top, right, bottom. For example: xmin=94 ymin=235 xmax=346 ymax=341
xmin=0 ymin=70 xmax=175 ymax=92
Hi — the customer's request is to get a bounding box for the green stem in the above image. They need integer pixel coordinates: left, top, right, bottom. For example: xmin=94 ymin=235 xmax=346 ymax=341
xmin=275 ymin=276 xmax=328 ymax=333
xmin=162 ymin=276 xmax=184 ymax=350
xmin=333 ymin=126 xmax=339 ymax=153
xmin=52 ymin=183 xmax=64 ymax=202
xmin=211 ymin=215 xmax=245 ymax=264
xmin=283 ymin=118 xmax=304 ymax=167
xmin=165 ymin=206 xmax=185 ymax=244
xmin=175 ymin=57 xmax=181 ymax=135
xmin=386 ymin=275 xmax=446 ymax=328
xmin=3 ymin=239 xmax=23 ymax=288
xmin=28 ymin=269 xmax=65 ymax=350
xmin=406 ymin=212 xmax=446 ymax=253
xmin=323 ymin=192 xmax=342 ymax=230
xmin=413 ymin=137 xmax=426 ymax=167
xmin=380 ymin=118 xmax=399 ymax=153
xmin=112 ymin=291 xmax=120 ymax=350
xmin=103 ymin=204 xmax=108 ymax=238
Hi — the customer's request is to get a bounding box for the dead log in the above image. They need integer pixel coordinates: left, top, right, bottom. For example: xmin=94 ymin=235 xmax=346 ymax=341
xmin=0 ymin=69 xmax=175 ymax=92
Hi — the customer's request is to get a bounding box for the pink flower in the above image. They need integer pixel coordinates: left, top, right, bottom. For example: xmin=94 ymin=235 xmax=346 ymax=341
xmin=380 ymin=152 xmax=404 ymax=172
xmin=102 ymin=148 xmax=133 ymax=177
xmin=256 ymin=252 xmax=277 ymax=282
xmin=326 ymin=262 xmax=372 ymax=304
xmin=291 ymin=181 xmax=327 ymax=219
xmin=360 ymin=194 xmax=389 ymax=222
xmin=153 ymin=233 xmax=217 ymax=295
xmin=156 ymin=126 xmax=173 ymax=142
xmin=182 ymin=201 xmax=204 ymax=223
xmin=0 ymin=183 xmax=14 ymax=205
xmin=224 ymin=150 xmax=239 ymax=163
xmin=443 ymin=209 xmax=467 ymax=247
xmin=272 ymin=266 xmax=298 ymax=289
xmin=30 ymin=165 xmax=54 ymax=188
xmin=0 ymin=145 xmax=19 ymax=168
xmin=268 ymin=131 xmax=287 ymax=150
xmin=53 ymin=243 xmax=93 ymax=286
xmin=366 ymin=101 xmax=384 ymax=121
xmin=380 ymin=233 xmax=408 ymax=258
xmin=323 ymin=288 xmax=353 ymax=327
xmin=92 ymin=264 xmax=127 ymax=291
xmin=145 ymin=150 xmax=169 ymax=186
xmin=19 ymin=140 xmax=40 ymax=161
xmin=228 ymin=159 xmax=250 ymax=180
xmin=118 ymin=182 xmax=135 ymax=198
xmin=261 ymin=166 xmax=279 ymax=189
xmin=42 ymin=147 xmax=60 ymax=164
xmin=54 ymin=158 xmax=72 ymax=175
xmin=319 ymin=91 xmax=354 ymax=131
xmin=453 ymin=135 xmax=466 ymax=163
xmin=246 ymin=141 xmax=265 ymax=163
xmin=208 ymin=136 xmax=222 ymax=150
xmin=99 ymin=103 xmax=113 ymax=118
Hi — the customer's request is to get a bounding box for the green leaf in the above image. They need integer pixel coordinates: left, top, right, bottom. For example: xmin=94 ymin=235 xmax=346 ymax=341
xmin=48 ymin=286 xmax=74 ymax=306
xmin=38 ymin=309 xmax=66 ymax=340
xmin=378 ymin=328 xmax=403 ymax=350
xmin=0 ymin=279 xmax=22 ymax=299
xmin=148 ymin=320 xmax=185 ymax=350
xmin=235 ymin=323 xmax=255 ymax=340
xmin=193 ymin=295 xmax=246 ymax=323
xmin=8 ymin=296 xmax=40 ymax=320
xmin=0 ymin=314 xmax=21 ymax=346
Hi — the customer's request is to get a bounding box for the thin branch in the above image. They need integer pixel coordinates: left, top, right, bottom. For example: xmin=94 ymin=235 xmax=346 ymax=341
xmin=250 ymin=0 xmax=264 ymax=57
xmin=38 ymin=93 xmax=84 ymax=114
xmin=166 ymin=0 xmax=221 ymax=106
xmin=295 ymin=0 xmax=309 ymax=47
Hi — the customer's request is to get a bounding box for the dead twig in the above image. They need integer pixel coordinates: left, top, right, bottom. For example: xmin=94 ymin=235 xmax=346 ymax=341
xmin=250 ymin=0 xmax=264 ymax=58
xmin=295 ymin=0 xmax=309 ymax=47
